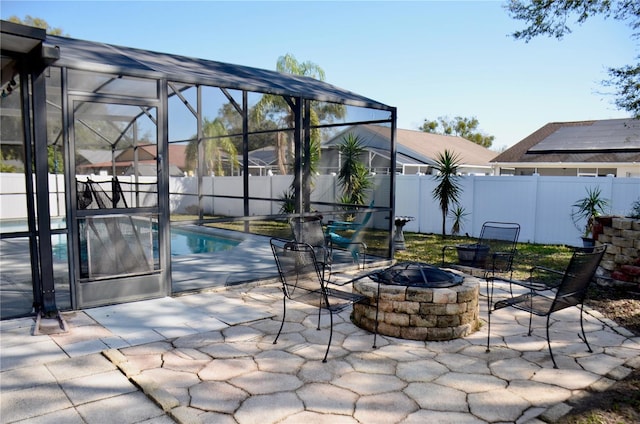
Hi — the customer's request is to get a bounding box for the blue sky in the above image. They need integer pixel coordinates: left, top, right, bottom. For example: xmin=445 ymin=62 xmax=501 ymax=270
xmin=1 ymin=1 xmax=634 ymax=150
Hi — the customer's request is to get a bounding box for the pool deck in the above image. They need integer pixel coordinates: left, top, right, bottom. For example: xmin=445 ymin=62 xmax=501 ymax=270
xmin=2 ymin=268 xmax=639 ymax=424
xmin=170 ymin=228 xmax=278 ymax=292
xmin=170 ymin=227 xmax=367 ymax=292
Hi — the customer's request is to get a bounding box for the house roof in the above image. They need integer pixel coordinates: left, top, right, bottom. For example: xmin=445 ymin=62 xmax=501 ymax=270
xmin=76 ymin=144 xmax=187 ymax=172
xmin=391 ymin=127 xmax=497 ymax=167
xmin=322 ymin=125 xmax=424 ymax=169
xmin=245 ymin=146 xmax=278 ymax=168
xmin=492 ymin=119 xmax=640 ymax=164
xmin=121 ymin=144 xmax=188 ymax=170
xmin=326 ymin=125 xmax=496 ymax=168
xmin=77 ymin=149 xmax=122 ymax=165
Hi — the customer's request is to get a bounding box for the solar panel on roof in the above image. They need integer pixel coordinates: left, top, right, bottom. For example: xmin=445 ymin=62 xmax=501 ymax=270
xmin=529 ymin=119 xmax=640 ymax=152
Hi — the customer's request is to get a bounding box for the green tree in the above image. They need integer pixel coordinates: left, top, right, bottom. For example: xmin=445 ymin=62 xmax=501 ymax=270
xmin=432 ymin=149 xmax=463 ymax=237
xmin=252 ymin=53 xmax=345 ymax=175
xmin=337 ymin=133 xmax=371 ymax=206
xmin=252 ymin=54 xmax=345 ymax=214
xmin=185 ymin=118 xmax=239 ymax=176
xmin=0 ymin=151 xmax=17 ymax=172
xmin=420 ymin=116 xmax=494 ymax=148
xmin=48 ymin=145 xmax=64 ymax=174
xmin=7 ymin=15 xmax=66 ymax=35
xmin=506 ymin=0 xmax=640 ymax=118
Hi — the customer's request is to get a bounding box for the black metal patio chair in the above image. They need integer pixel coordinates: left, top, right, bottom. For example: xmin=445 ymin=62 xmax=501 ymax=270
xmin=289 ymin=215 xmax=333 ymax=281
xmin=270 ymin=237 xmax=369 ymax=362
xmin=485 ymin=244 xmax=606 ymax=368
xmin=442 ymin=221 xmax=520 ymax=278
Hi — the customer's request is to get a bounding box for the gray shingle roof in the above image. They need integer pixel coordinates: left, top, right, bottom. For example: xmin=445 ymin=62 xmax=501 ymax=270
xmin=492 ymin=119 xmax=640 ymax=164
xmin=529 ymin=119 xmax=640 ymax=152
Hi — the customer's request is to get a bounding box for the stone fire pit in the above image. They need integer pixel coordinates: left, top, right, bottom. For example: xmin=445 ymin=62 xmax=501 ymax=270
xmin=352 ymin=263 xmax=480 ymax=341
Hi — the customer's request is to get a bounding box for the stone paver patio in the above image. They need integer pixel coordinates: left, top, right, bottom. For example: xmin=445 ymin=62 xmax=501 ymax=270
xmin=111 ymin=277 xmax=640 ymax=424
xmin=2 ymin=271 xmax=639 ymax=424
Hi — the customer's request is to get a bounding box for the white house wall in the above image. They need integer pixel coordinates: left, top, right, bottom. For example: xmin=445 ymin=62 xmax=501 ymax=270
xmin=619 ymin=164 xmax=640 ymax=178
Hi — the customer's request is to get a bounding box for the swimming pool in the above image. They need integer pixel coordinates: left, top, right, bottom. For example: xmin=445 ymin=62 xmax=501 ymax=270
xmin=2 ymin=220 xmax=240 ymax=258
xmin=170 ymin=227 xmax=240 ymax=256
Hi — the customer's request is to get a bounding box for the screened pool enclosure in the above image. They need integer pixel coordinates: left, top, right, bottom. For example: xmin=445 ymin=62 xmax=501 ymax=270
xmin=0 ymin=21 xmax=397 ymax=319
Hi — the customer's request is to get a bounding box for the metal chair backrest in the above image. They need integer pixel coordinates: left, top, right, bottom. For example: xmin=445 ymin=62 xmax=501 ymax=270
xmin=476 ymin=221 xmax=521 ymax=272
xmin=290 ymin=217 xmax=325 ymax=245
xmin=551 ymin=245 xmax=607 ymax=313
xmin=270 ymin=238 xmax=326 ymax=301
xmin=290 ymin=216 xmax=329 ymax=262
xmin=479 ymin=221 xmax=520 ymax=243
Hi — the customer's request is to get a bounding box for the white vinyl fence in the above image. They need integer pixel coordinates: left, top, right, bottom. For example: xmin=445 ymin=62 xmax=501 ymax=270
xmin=1 ymin=172 xmax=638 ymax=247
xmin=396 ymin=174 xmax=640 ymax=246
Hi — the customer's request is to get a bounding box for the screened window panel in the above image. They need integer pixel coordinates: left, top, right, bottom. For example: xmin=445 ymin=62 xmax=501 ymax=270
xmin=79 ymin=214 xmax=157 ymax=280
xmin=247 ymin=92 xmax=294 ymax=132
xmin=168 ymin=83 xmax=197 ymax=142
xmin=74 ymin=101 xmax=158 ymax=209
xmin=68 ymin=69 xmax=157 ymax=99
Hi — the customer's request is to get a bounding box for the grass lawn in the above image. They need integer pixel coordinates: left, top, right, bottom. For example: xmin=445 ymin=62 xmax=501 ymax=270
xmin=395 ymin=231 xmax=574 ymax=281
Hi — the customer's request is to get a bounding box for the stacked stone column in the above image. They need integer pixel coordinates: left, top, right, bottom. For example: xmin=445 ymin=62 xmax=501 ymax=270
xmin=596 ymin=217 xmax=640 ymax=287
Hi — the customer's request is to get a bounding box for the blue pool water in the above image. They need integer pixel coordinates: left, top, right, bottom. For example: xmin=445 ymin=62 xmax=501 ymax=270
xmin=170 ymin=228 xmax=240 ymax=256
xmin=2 ymin=220 xmax=240 ymax=258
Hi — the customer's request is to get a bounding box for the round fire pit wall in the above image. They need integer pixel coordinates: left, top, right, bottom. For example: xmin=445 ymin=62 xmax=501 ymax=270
xmin=352 ymin=276 xmax=480 ymax=341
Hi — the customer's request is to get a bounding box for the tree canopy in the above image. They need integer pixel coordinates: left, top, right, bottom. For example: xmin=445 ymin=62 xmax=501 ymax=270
xmin=420 ymin=116 xmax=494 ymax=148
xmin=506 ymin=0 xmax=640 ymax=118
xmin=7 ymin=15 xmax=66 ymax=35
xmin=253 ymin=53 xmax=345 ymax=175
xmin=185 ymin=118 xmax=238 ymax=176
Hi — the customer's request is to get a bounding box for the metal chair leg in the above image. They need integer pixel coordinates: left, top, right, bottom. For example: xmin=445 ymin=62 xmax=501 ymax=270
xmin=323 ymin=310 xmax=334 ymax=363
xmin=578 ymin=304 xmax=593 ymax=353
xmin=546 ymin=315 xmax=558 ymax=369
xmin=373 ymin=280 xmax=380 ymax=349
xmin=486 ymin=277 xmax=494 ymax=353
xmin=274 ymin=296 xmax=286 ymax=345
xmin=527 ymin=292 xmax=534 ymax=336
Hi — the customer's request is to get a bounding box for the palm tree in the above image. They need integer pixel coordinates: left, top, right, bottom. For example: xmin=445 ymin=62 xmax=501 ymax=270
xmin=338 ymin=133 xmax=371 ymax=207
xmin=252 ymin=53 xmax=345 ymax=175
xmin=252 ymin=54 xmax=346 ymax=214
xmin=432 ymin=149 xmax=462 ymax=236
xmin=185 ymin=118 xmax=239 ymax=176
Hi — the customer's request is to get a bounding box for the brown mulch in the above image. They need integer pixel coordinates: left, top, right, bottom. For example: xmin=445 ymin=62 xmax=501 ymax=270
xmin=555 ymin=284 xmax=640 ymax=423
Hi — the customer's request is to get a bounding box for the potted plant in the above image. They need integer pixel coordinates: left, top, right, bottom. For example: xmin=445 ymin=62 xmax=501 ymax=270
xmin=449 ymin=205 xmax=487 ymax=264
xmin=571 ymin=186 xmax=610 ymax=248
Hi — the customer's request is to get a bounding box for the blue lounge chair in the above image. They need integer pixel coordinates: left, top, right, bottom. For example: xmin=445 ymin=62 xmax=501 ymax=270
xmin=325 ymin=201 xmax=374 ymax=268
